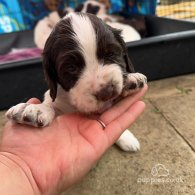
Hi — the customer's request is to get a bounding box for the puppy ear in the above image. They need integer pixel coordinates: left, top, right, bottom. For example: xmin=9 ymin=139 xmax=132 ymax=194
xmin=75 ymin=4 xmax=84 ymax=12
xmin=42 ymin=47 xmax=58 ymax=101
xmin=110 ymin=26 xmax=135 ymax=73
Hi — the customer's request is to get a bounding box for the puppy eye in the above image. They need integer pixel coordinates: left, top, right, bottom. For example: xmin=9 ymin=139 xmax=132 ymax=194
xmin=105 ymin=51 xmax=115 ymax=57
xmin=66 ymin=64 xmax=79 ymax=75
xmin=105 ymin=51 xmax=118 ymax=57
xmin=105 ymin=50 xmax=123 ymax=60
xmin=105 ymin=46 xmax=122 ymax=58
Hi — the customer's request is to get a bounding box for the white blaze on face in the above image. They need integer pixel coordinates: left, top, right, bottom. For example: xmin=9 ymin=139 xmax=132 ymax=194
xmin=68 ymin=13 xmax=98 ymax=70
xmin=65 ymin=13 xmax=123 ymax=113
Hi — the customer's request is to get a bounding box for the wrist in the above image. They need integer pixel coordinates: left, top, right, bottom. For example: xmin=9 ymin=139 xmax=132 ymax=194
xmin=0 ymin=152 xmax=41 ymax=195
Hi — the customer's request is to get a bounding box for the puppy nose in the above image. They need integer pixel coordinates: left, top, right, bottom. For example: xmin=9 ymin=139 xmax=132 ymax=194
xmin=95 ymin=84 xmax=118 ymax=102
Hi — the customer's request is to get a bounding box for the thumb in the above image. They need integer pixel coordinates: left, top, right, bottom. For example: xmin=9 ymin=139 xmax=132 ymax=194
xmin=26 ymin=98 xmax=41 ymax=104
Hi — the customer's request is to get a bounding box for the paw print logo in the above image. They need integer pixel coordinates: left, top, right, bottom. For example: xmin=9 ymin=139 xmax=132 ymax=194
xmin=151 ymin=164 xmax=169 ymax=177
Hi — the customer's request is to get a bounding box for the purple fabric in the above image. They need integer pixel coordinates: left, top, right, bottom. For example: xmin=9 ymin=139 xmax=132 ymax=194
xmin=0 ymin=48 xmax=42 ymax=64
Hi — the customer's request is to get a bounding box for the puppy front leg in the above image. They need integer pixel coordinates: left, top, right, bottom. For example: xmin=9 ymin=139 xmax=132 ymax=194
xmin=122 ymin=73 xmax=147 ymax=97
xmin=6 ymin=92 xmax=55 ymax=127
xmin=116 ymin=73 xmax=146 ymax=151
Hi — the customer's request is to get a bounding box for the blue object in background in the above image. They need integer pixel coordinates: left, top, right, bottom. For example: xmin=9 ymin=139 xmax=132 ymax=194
xmin=109 ymin=0 xmax=124 ymax=13
xmin=126 ymin=0 xmax=157 ymax=15
xmin=18 ymin=0 xmax=49 ymax=31
xmin=0 ymin=0 xmax=49 ymax=34
xmin=0 ymin=0 xmax=26 ymax=33
xmin=0 ymin=0 xmax=157 ymax=34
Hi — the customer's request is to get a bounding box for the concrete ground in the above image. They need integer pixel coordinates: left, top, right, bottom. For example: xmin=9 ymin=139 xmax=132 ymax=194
xmin=0 ymin=74 xmax=195 ymax=195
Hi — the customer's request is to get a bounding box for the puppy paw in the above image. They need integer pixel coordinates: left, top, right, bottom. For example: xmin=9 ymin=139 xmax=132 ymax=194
xmin=115 ymin=130 xmax=140 ymax=152
xmin=122 ymin=73 xmax=147 ymax=96
xmin=6 ymin=103 xmax=55 ymax=127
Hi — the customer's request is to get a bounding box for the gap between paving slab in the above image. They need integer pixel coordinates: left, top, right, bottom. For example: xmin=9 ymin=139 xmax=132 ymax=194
xmin=145 ymin=73 xmax=195 ymax=152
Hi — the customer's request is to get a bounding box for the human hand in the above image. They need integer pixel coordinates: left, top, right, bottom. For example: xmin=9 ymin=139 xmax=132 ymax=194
xmin=0 ymin=85 xmax=147 ymax=195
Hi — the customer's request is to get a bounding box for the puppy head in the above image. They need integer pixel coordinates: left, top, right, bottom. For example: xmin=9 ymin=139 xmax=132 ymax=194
xmin=43 ymin=12 xmax=134 ymax=113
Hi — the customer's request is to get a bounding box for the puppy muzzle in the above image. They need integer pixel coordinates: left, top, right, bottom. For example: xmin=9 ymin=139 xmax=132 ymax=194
xmin=94 ymin=83 xmax=119 ymax=102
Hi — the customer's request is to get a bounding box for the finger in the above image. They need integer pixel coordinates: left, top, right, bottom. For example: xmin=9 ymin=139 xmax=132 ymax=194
xmin=26 ymin=98 xmax=41 ymax=104
xmin=78 ymin=101 xmax=145 ymax=157
xmin=100 ymin=85 xmax=148 ymax=125
xmin=104 ymin=101 xmax=146 ymax=146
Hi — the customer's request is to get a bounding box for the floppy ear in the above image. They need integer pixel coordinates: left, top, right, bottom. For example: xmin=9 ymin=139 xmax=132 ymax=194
xmin=42 ymin=44 xmax=58 ymax=101
xmin=75 ymin=3 xmax=84 ymax=12
xmin=110 ymin=27 xmax=135 ymax=73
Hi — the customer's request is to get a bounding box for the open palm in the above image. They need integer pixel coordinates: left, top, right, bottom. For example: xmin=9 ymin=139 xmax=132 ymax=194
xmin=0 ymin=86 xmax=147 ymax=195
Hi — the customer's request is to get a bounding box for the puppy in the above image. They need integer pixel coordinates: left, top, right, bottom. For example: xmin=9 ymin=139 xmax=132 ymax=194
xmin=6 ymin=13 xmax=147 ymax=152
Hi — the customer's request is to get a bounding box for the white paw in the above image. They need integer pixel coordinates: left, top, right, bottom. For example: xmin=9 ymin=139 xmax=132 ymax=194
xmin=115 ymin=130 xmax=140 ymax=152
xmin=122 ymin=73 xmax=147 ymax=97
xmin=6 ymin=103 xmax=55 ymax=127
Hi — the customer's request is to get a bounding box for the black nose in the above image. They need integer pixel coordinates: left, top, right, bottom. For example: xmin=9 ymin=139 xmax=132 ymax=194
xmin=95 ymin=84 xmax=119 ymax=102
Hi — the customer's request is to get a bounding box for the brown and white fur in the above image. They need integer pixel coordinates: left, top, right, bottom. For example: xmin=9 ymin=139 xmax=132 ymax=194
xmin=6 ymin=13 xmax=147 ymax=152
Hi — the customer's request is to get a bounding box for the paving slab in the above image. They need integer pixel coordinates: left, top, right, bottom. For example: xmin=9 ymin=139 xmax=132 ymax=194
xmin=146 ymin=73 xmax=195 ymax=151
xmin=151 ymin=93 xmax=195 ymax=152
xmin=145 ymin=74 xmax=195 ymax=100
